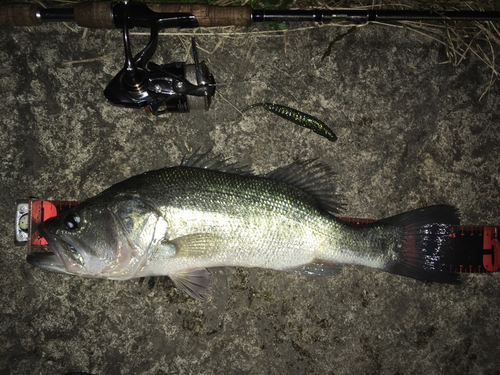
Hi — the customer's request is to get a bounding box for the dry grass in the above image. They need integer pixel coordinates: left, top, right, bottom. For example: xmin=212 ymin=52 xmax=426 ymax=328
xmin=290 ymin=0 xmax=499 ymax=97
xmin=51 ymin=0 xmax=499 ymax=96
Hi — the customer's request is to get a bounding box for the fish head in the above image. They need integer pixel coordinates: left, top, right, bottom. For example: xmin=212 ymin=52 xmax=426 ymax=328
xmin=28 ymin=196 xmax=166 ymax=279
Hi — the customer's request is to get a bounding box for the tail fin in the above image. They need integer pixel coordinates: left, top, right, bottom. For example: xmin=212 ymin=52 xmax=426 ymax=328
xmin=379 ymin=205 xmax=461 ymax=283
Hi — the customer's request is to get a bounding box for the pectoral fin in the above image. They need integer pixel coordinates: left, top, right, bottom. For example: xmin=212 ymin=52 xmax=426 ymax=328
xmin=163 ymin=234 xmax=221 ymax=300
xmin=166 ymin=233 xmax=222 ymax=258
xmin=169 ymin=269 xmax=211 ymax=300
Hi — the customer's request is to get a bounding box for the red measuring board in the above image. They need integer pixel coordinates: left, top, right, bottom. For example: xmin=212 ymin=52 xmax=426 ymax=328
xmin=23 ymin=199 xmax=500 ymax=274
xmin=26 ymin=199 xmax=81 ymax=254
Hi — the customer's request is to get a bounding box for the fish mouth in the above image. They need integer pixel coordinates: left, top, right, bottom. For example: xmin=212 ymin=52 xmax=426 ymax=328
xmin=26 ymin=252 xmax=70 ymax=274
xmin=27 ymin=224 xmax=83 ymax=275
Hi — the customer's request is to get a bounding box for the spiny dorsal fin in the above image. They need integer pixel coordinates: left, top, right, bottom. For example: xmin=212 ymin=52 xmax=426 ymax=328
xmin=265 ymin=160 xmax=343 ymax=214
xmin=181 ymin=151 xmax=253 ymax=176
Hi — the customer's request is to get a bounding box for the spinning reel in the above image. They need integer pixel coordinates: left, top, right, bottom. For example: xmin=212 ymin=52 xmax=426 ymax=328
xmin=103 ymin=2 xmax=215 ymax=114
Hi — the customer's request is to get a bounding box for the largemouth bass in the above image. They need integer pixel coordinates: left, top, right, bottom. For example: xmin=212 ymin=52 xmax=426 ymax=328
xmin=28 ymin=153 xmax=460 ymax=300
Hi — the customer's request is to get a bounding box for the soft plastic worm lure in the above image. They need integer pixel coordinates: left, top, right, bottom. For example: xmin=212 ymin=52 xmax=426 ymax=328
xmin=242 ymin=103 xmax=337 ymax=142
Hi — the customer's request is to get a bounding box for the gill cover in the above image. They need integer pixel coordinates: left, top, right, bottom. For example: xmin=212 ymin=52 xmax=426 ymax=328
xmin=32 ymin=196 xmax=168 ymax=279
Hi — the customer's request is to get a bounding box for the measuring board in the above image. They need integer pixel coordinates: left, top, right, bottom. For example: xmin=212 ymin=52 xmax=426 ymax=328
xmin=15 ymin=199 xmax=500 ymax=274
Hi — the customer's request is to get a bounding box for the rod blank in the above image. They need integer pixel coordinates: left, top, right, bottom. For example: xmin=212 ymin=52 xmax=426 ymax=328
xmin=251 ymin=9 xmax=500 ymax=23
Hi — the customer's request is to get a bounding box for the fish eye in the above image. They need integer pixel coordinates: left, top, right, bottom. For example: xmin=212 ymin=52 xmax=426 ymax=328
xmin=64 ymin=212 xmax=80 ymax=230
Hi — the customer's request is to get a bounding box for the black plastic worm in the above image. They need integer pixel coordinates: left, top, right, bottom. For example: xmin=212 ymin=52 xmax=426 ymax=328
xmin=242 ymin=103 xmax=337 ymax=142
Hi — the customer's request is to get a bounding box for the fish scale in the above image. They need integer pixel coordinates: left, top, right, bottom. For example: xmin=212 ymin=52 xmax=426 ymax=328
xmin=148 ymin=167 xmax=326 ymax=269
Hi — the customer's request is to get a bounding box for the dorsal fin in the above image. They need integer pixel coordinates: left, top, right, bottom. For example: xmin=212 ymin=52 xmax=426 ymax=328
xmin=181 ymin=152 xmax=343 ymax=214
xmin=180 ymin=151 xmax=253 ymax=176
xmin=266 ymin=159 xmax=343 ymax=214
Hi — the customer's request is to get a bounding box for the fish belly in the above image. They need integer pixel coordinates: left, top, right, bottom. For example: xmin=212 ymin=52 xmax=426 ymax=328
xmin=157 ymin=205 xmax=330 ymax=272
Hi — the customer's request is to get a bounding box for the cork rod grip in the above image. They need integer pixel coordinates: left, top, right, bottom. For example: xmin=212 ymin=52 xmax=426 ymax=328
xmin=74 ymin=2 xmax=115 ymax=29
xmin=0 ymin=2 xmax=253 ymax=29
xmin=0 ymin=4 xmax=41 ymax=26
xmin=147 ymin=4 xmax=253 ymax=27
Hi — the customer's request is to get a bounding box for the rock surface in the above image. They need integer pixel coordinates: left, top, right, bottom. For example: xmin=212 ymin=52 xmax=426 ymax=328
xmin=1 ymin=8 xmax=499 ymax=375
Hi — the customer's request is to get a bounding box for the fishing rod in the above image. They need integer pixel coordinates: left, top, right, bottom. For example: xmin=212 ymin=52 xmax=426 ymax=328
xmin=1 ymin=2 xmax=499 ymax=115
xmin=2 ymin=2 xmax=500 ymax=28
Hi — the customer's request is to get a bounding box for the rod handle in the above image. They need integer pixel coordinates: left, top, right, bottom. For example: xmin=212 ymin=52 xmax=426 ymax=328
xmin=147 ymin=4 xmax=253 ymax=27
xmin=0 ymin=4 xmax=40 ymax=26
xmin=0 ymin=3 xmax=253 ymax=28
xmin=74 ymin=2 xmax=253 ymax=29
xmin=75 ymin=2 xmax=115 ymax=29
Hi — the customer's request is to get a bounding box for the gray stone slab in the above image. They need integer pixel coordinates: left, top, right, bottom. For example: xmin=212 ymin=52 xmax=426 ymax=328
xmin=1 ymin=12 xmax=499 ymax=375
